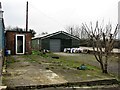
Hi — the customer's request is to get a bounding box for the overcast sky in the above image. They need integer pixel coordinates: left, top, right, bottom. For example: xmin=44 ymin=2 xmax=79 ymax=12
xmin=1 ymin=0 xmax=120 ymax=35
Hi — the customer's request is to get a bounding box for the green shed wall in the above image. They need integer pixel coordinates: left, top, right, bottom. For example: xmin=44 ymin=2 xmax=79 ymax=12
xmin=72 ymin=38 xmax=80 ymax=47
xmin=32 ymin=38 xmax=41 ymax=50
xmin=61 ymin=39 xmax=72 ymax=51
xmin=41 ymin=38 xmax=50 ymax=50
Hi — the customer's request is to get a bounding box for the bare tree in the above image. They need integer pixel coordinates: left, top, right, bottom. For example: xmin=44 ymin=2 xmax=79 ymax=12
xmin=81 ymin=25 xmax=89 ymax=39
xmin=65 ymin=25 xmax=88 ymax=38
xmin=41 ymin=32 xmax=48 ymax=35
xmin=29 ymin=29 xmax=36 ymax=37
xmin=82 ymin=21 xmax=119 ymax=73
xmin=6 ymin=26 xmax=36 ymax=37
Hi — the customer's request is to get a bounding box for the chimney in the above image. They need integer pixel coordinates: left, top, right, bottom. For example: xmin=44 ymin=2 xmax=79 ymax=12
xmin=0 ymin=2 xmax=3 ymax=19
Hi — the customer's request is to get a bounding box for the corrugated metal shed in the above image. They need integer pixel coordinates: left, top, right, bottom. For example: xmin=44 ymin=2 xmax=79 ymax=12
xmin=32 ymin=31 xmax=80 ymax=52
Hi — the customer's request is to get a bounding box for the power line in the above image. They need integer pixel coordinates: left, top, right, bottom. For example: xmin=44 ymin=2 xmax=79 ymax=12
xmin=28 ymin=2 xmax=65 ymax=28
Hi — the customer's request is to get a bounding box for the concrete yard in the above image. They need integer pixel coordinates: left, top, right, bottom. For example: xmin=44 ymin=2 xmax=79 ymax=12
xmin=2 ymin=53 xmax=119 ymax=89
xmin=3 ymin=55 xmax=67 ymax=87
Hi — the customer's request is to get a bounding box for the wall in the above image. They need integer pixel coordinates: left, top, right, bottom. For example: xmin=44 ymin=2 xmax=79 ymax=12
xmin=72 ymin=38 xmax=80 ymax=47
xmin=0 ymin=19 xmax=4 ymax=51
xmin=5 ymin=31 xmax=15 ymax=55
xmin=32 ymin=38 xmax=41 ymax=50
xmin=0 ymin=20 xmax=4 ymax=85
xmin=25 ymin=33 xmax=32 ymax=54
xmin=61 ymin=39 xmax=72 ymax=51
xmin=0 ymin=19 xmax=4 ymax=84
xmin=42 ymin=38 xmax=50 ymax=50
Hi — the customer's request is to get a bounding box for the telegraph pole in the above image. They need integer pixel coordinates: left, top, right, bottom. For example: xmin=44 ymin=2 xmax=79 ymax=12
xmin=26 ymin=1 xmax=28 ymax=32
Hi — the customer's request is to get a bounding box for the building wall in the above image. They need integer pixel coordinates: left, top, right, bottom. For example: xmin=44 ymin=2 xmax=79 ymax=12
xmin=42 ymin=38 xmax=50 ymax=50
xmin=61 ymin=39 xmax=72 ymax=51
xmin=32 ymin=38 xmax=39 ymax=50
xmin=0 ymin=19 xmax=4 ymax=51
xmin=72 ymin=38 xmax=80 ymax=47
xmin=25 ymin=33 xmax=32 ymax=54
xmin=5 ymin=31 xmax=32 ymax=55
xmin=5 ymin=31 xmax=15 ymax=55
xmin=32 ymin=38 xmax=42 ymax=50
xmin=0 ymin=19 xmax=4 ymax=79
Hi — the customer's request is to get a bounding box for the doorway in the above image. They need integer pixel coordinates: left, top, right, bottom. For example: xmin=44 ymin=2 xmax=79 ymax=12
xmin=16 ymin=34 xmax=25 ymax=54
xmin=50 ymin=39 xmax=61 ymax=52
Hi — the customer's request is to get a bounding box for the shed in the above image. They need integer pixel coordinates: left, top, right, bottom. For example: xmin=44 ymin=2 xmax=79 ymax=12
xmin=32 ymin=31 xmax=80 ymax=52
xmin=5 ymin=30 xmax=32 ymax=55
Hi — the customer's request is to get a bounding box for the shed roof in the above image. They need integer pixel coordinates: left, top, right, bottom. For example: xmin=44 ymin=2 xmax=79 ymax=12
xmin=32 ymin=31 xmax=80 ymax=40
xmin=5 ymin=30 xmax=32 ymax=34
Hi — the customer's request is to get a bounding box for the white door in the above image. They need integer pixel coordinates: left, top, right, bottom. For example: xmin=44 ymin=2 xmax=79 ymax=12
xmin=16 ymin=34 xmax=25 ymax=54
xmin=50 ymin=39 xmax=61 ymax=52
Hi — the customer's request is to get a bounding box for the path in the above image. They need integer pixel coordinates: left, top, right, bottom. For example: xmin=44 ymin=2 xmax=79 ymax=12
xmin=3 ymin=55 xmax=67 ymax=87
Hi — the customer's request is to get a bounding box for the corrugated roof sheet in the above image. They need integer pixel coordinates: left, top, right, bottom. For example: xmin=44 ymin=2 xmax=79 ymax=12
xmin=32 ymin=31 xmax=80 ymax=40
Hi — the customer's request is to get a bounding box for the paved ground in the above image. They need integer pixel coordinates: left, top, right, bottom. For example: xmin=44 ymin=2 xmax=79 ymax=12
xmin=3 ymin=56 xmax=67 ymax=87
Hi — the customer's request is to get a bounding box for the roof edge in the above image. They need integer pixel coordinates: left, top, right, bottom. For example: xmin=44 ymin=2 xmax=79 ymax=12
xmin=32 ymin=31 xmax=80 ymax=40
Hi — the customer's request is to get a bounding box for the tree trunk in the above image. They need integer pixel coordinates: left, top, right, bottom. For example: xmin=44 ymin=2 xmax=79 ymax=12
xmin=99 ymin=62 xmax=104 ymax=73
xmin=104 ymin=54 xmax=108 ymax=74
xmin=103 ymin=63 xmax=108 ymax=73
xmin=99 ymin=60 xmax=108 ymax=73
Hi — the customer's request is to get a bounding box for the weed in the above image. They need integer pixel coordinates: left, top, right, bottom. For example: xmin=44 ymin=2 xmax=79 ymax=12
xmin=32 ymin=50 xmax=49 ymax=58
xmin=50 ymin=66 xmax=54 ymax=69
xmin=6 ymin=56 xmax=19 ymax=65
xmin=45 ymin=67 xmax=49 ymax=70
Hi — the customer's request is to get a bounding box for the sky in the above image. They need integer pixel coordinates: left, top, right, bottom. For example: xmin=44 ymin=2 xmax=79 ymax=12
xmin=1 ymin=0 xmax=120 ymax=35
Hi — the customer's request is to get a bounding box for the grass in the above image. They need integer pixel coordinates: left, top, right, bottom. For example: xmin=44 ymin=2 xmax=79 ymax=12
xmin=20 ymin=51 xmax=116 ymax=73
xmin=6 ymin=56 xmax=20 ymax=65
xmin=3 ymin=51 xmax=119 ymax=88
xmin=5 ymin=51 xmax=117 ymax=81
xmin=19 ymin=51 xmax=99 ymax=71
xmin=49 ymin=53 xmax=99 ymax=70
xmin=45 ymin=53 xmax=117 ymax=79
